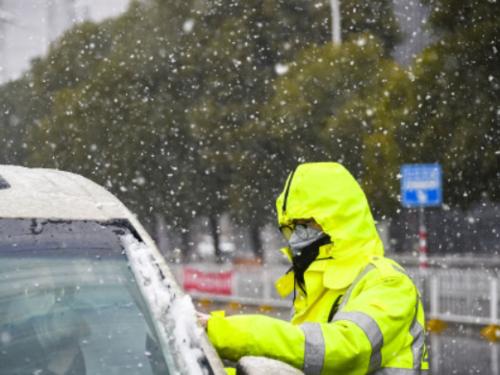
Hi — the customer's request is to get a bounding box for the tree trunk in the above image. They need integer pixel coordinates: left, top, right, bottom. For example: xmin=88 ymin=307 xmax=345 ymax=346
xmin=180 ymin=230 xmax=191 ymax=263
xmin=209 ymin=215 xmax=223 ymax=263
xmin=249 ymin=223 xmax=264 ymax=263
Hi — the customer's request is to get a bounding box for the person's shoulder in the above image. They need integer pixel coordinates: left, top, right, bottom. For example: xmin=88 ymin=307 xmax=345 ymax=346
xmin=367 ymin=256 xmax=413 ymax=283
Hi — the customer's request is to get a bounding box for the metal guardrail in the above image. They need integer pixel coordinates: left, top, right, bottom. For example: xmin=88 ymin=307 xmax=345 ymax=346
xmin=170 ymin=263 xmax=500 ymax=336
xmin=405 ymin=268 xmax=498 ymax=326
xmin=392 ymin=253 xmax=500 ymax=270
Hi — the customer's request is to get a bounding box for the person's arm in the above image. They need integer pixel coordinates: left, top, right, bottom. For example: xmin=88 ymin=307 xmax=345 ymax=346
xmin=207 ymin=312 xmax=305 ymax=369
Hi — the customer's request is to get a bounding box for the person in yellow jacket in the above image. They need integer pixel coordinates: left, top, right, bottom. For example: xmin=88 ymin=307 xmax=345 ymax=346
xmin=202 ymin=162 xmax=429 ymax=375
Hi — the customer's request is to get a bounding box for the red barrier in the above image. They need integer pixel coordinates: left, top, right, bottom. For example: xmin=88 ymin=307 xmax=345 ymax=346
xmin=183 ymin=267 xmax=233 ymax=295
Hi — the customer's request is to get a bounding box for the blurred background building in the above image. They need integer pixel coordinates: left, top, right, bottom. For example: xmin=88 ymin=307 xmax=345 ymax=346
xmin=392 ymin=0 xmax=433 ymax=65
xmin=0 ymin=0 xmax=130 ymax=84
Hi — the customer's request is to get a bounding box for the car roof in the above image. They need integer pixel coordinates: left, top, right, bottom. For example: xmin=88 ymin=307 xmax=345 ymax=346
xmin=0 ymin=165 xmax=132 ymax=221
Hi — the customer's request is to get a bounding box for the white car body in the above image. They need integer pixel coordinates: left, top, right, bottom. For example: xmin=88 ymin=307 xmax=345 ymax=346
xmin=0 ymin=165 xmax=225 ymax=375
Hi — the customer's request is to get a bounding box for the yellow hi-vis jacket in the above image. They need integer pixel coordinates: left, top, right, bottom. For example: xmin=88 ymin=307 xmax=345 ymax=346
xmin=207 ymin=162 xmax=429 ymax=375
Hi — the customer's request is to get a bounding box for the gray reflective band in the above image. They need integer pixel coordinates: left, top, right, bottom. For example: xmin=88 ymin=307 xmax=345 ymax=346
xmin=374 ymin=368 xmax=429 ymax=374
xmin=300 ymin=323 xmax=325 ymax=375
xmin=389 ymin=264 xmax=426 ymax=369
xmin=409 ymin=296 xmax=425 ymax=369
xmin=332 ymin=311 xmax=383 ymax=372
xmin=338 ymin=264 xmax=375 ymax=311
xmin=410 ymin=320 xmax=425 ymax=370
xmin=392 ymin=265 xmax=406 ymax=274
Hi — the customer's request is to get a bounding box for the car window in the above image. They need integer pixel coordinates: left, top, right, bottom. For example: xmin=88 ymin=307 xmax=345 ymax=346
xmin=0 ymin=219 xmax=173 ymax=375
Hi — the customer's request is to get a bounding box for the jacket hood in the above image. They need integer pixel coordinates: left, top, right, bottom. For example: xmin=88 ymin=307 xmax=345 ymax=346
xmin=275 ymin=162 xmax=384 ymax=294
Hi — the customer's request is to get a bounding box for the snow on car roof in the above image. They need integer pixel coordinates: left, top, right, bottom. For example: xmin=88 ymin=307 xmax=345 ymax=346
xmin=0 ymin=165 xmax=131 ymax=220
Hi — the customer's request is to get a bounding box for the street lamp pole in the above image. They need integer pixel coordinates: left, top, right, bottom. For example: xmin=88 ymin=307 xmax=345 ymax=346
xmin=0 ymin=0 xmax=9 ymax=83
xmin=330 ymin=0 xmax=341 ymax=45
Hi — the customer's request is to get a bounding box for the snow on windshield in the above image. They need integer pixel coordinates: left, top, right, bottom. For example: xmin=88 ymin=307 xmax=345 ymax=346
xmin=121 ymin=234 xmax=206 ymax=375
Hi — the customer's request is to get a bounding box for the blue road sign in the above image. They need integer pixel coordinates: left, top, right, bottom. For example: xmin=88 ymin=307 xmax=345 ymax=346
xmin=401 ymin=164 xmax=442 ymax=207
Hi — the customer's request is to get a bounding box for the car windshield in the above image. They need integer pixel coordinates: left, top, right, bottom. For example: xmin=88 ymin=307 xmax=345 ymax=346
xmin=0 ymin=218 xmax=175 ymax=375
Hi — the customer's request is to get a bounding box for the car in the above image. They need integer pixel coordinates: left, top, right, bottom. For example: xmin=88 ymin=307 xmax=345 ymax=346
xmin=0 ymin=165 xmax=226 ymax=375
xmin=0 ymin=165 xmax=305 ymax=375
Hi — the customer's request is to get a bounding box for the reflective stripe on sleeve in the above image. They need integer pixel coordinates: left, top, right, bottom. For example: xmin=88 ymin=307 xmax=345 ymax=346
xmin=409 ymin=299 xmax=425 ymax=369
xmin=374 ymin=368 xmax=429 ymax=375
xmin=300 ymin=322 xmax=325 ymax=375
xmin=332 ymin=311 xmax=383 ymax=372
xmin=390 ymin=264 xmax=426 ymax=370
xmin=410 ymin=320 xmax=425 ymax=370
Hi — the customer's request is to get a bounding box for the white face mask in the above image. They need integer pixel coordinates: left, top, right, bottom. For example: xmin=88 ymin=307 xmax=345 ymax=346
xmin=288 ymin=224 xmax=329 ymax=256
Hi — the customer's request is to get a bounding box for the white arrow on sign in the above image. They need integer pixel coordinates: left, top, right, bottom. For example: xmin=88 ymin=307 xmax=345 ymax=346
xmin=417 ymin=190 xmax=428 ymax=203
